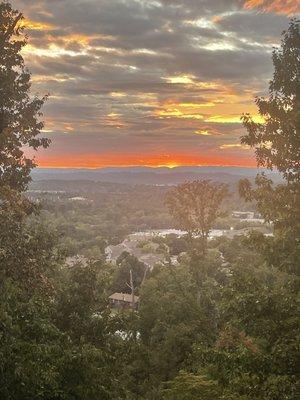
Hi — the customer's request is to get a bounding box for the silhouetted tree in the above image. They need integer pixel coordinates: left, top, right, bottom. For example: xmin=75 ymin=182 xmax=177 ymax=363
xmin=239 ymin=19 xmax=300 ymax=275
xmin=166 ymin=180 xmax=228 ymax=254
xmin=0 ymin=1 xmax=49 ymax=209
xmin=241 ymin=20 xmax=299 ymax=182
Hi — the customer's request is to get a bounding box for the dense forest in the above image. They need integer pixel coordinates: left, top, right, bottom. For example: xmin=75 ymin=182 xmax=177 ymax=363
xmin=0 ymin=2 xmax=299 ymax=400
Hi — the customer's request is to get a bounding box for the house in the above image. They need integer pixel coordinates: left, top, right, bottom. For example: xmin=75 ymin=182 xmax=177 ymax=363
xmin=109 ymin=292 xmax=139 ymax=310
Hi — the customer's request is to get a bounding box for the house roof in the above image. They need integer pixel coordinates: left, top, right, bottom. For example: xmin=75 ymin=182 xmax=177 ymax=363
xmin=109 ymin=292 xmax=139 ymax=303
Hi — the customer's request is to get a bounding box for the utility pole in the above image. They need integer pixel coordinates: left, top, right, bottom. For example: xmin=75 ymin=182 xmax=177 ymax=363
xmin=129 ymin=269 xmax=135 ymax=309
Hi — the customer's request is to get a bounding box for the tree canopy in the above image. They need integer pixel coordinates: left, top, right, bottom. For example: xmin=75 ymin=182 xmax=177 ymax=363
xmin=0 ymin=1 xmax=49 ymax=209
xmin=239 ymin=19 xmax=300 ymax=275
xmin=241 ymin=19 xmax=299 ymax=182
xmin=166 ymin=180 xmax=228 ymax=253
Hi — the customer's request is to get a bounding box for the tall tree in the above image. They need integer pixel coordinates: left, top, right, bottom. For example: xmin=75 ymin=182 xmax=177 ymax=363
xmin=239 ymin=19 xmax=300 ymax=274
xmin=166 ymin=180 xmax=228 ymax=254
xmin=0 ymin=1 xmax=49 ymax=208
xmin=241 ymin=19 xmax=299 ymax=182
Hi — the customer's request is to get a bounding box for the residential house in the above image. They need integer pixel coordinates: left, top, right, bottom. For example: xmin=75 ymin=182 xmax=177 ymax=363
xmin=109 ymin=292 xmax=139 ymax=310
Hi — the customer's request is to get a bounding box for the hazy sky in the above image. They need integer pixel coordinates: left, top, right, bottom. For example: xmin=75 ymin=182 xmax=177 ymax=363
xmin=15 ymin=0 xmax=299 ymax=168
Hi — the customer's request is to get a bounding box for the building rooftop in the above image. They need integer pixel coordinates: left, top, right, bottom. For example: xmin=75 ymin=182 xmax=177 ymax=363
xmin=109 ymin=292 xmax=139 ymax=303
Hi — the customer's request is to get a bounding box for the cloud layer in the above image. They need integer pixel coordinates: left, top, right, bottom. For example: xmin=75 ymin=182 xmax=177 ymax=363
xmin=14 ymin=0 xmax=299 ymax=167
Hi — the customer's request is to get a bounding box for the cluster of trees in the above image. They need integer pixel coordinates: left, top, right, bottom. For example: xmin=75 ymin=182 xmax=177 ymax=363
xmin=0 ymin=2 xmax=298 ymax=399
xmin=33 ymin=183 xmax=173 ymax=258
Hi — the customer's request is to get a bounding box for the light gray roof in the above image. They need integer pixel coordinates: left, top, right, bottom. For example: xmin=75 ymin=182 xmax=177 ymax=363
xmin=109 ymin=292 xmax=139 ymax=303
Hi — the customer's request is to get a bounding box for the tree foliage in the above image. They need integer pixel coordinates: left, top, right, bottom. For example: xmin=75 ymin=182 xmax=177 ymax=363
xmin=112 ymin=252 xmax=148 ymax=294
xmin=241 ymin=19 xmax=299 ymax=182
xmin=162 ymin=372 xmax=223 ymax=400
xmin=166 ymin=180 xmax=228 ymax=253
xmin=0 ymin=1 xmax=49 ymax=208
xmin=0 ymin=3 xmax=128 ymax=398
xmin=239 ymin=19 xmax=300 ymax=276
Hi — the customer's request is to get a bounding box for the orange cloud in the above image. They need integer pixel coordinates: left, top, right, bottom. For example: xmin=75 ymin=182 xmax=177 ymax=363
xmin=219 ymin=143 xmax=249 ymax=149
xmin=243 ymin=0 xmax=300 ymax=15
xmin=155 ymin=98 xmax=262 ymax=124
xmin=205 ymin=114 xmax=264 ymax=124
xmin=155 ymin=99 xmax=217 ymax=120
xmin=20 ymin=19 xmax=56 ymax=31
xmin=195 ymin=130 xmax=211 ymax=136
xmin=156 ymin=108 xmax=204 ymax=120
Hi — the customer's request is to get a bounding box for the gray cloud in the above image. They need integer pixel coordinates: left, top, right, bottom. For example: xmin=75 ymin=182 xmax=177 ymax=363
xmin=12 ymin=0 xmax=296 ymax=166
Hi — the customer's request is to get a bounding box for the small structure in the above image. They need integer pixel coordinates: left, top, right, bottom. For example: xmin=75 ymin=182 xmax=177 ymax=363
xmin=232 ymin=211 xmax=263 ymax=221
xmin=65 ymin=255 xmax=88 ymax=267
xmin=109 ymin=292 xmax=139 ymax=310
xmin=233 ymin=211 xmax=255 ymax=219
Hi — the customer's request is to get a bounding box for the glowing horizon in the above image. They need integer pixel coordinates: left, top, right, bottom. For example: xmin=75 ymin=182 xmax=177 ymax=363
xmin=31 ymin=151 xmax=257 ymax=169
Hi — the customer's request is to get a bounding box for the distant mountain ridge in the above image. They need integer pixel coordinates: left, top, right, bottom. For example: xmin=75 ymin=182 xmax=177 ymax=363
xmin=30 ymin=166 xmax=281 ymax=185
xmin=31 ymin=166 xmax=280 ymax=185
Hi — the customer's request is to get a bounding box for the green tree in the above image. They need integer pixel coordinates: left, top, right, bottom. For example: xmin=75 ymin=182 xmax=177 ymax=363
xmin=189 ymin=262 xmax=299 ymax=400
xmin=239 ymin=19 xmax=300 ymax=275
xmin=241 ymin=20 xmax=299 ymax=182
xmin=112 ymin=252 xmax=147 ymax=295
xmin=0 ymin=1 xmax=49 ymax=209
xmin=133 ymin=261 xmax=222 ymax=398
xmin=166 ymin=180 xmax=228 ymax=255
xmin=162 ymin=372 xmax=223 ymax=400
xmin=0 ymin=3 xmax=130 ymax=398
xmin=0 ymin=287 xmax=128 ymax=399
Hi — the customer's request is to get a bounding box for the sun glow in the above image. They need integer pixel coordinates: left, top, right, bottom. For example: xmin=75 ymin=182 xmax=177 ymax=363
xmin=195 ymin=130 xmax=211 ymax=135
xmin=31 ymin=151 xmax=257 ymax=169
xmin=165 ymin=75 xmax=196 ymax=84
xmin=159 ymin=162 xmax=180 ymax=168
xmin=20 ymin=19 xmax=56 ymax=31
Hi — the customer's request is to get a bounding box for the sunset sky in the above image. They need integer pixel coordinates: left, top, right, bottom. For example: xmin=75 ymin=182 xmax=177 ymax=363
xmin=15 ymin=0 xmax=299 ymax=168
